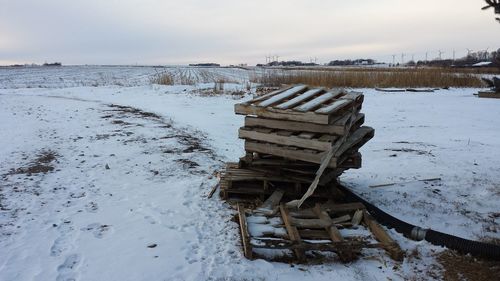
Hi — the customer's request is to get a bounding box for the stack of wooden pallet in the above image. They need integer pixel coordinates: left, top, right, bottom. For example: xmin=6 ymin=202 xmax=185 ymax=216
xmin=220 ymin=84 xmax=374 ymax=201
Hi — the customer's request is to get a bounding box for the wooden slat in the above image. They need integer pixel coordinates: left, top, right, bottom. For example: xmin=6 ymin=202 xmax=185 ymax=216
xmin=235 ymin=104 xmax=333 ymax=124
xmin=239 ymin=128 xmax=333 ymax=151
xmin=322 ymin=202 xmax=366 ymax=213
xmin=275 ymin=88 xmax=325 ymax=109
xmin=333 ymin=126 xmax=375 ymax=157
xmin=244 ymin=126 xmax=373 ymax=167
xmin=255 ymin=189 xmax=285 ymax=215
xmin=238 ymin=204 xmax=253 ymax=259
xmin=363 ymin=211 xmax=404 ymax=261
xmin=290 ymin=218 xmax=331 ymax=229
xmin=478 ymin=91 xmax=500 ymax=99
xmin=313 ymin=205 xmax=343 ymax=242
xmin=294 ymin=91 xmax=339 ymax=112
xmin=280 ymin=204 xmax=306 ymax=262
xmin=244 ymin=113 xmax=365 ymax=136
xmin=257 ymin=85 xmax=308 ymax=107
xmin=245 ymin=141 xmax=339 ymax=167
xmin=245 ymin=86 xmax=292 ymax=104
xmin=315 ymin=99 xmax=351 ymax=114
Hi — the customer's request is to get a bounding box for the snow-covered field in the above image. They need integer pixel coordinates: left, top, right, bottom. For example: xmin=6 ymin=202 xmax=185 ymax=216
xmin=1 ymin=66 xmax=499 ymax=280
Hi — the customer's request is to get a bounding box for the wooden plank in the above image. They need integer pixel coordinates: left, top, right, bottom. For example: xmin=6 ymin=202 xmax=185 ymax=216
xmin=478 ymin=91 xmax=500 ymax=99
xmin=275 ymin=88 xmax=326 ymax=109
xmin=322 ymin=202 xmax=366 ymax=213
xmin=294 ymin=91 xmax=338 ymax=112
xmin=255 ymin=189 xmax=285 ymax=215
xmin=279 ymin=204 xmax=306 ymax=262
xmin=237 ymin=204 xmax=253 ymax=259
xmin=290 ymin=218 xmax=331 ymax=228
xmin=244 ymin=126 xmax=373 ymax=167
xmin=245 ymin=141 xmax=339 ymax=167
xmin=297 ymin=132 xmax=316 ymax=139
xmin=363 ymin=211 xmax=404 ymax=261
xmin=333 ymin=126 xmax=375 ymax=157
xmin=257 ymin=85 xmax=308 ymax=107
xmin=351 ymin=210 xmax=364 ymax=226
xmin=239 ymin=128 xmax=333 ymax=151
xmin=244 ymin=113 xmax=364 ymax=136
xmin=315 ymin=99 xmax=351 ymax=114
xmin=236 ymin=103 xmax=347 ymax=124
xmin=244 ymin=86 xmax=292 ymax=104
xmin=313 ymin=205 xmax=343 ymax=242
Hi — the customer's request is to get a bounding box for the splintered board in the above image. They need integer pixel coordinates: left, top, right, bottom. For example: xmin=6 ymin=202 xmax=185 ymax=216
xmin=235 ymin=85 xmax=364 ymax=124
xmin=243 ymin=126 xmax=374 ymax=168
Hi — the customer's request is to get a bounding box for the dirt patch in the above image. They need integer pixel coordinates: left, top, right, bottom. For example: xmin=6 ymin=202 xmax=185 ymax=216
xmin=437 ymin=250 xmax=500 ymax=281
xmin=8 ymin=150 xmax=58 ymax=175
xmin=107 ymin=104 xmax=162 ymax=119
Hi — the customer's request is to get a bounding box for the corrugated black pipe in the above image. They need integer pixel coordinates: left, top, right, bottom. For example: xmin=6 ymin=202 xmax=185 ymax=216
xmin=337 ymin=184 xmax=500 ymax=260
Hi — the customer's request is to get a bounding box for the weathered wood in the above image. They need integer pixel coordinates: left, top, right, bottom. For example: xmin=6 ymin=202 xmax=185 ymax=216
xmin=351 ymin=210 xmax=364 ymax=226
xmin=322 ymin=202 xmax=366 ymax=213
xmin=244 ymin=113 xmax=364 ymax=135
xmin=290 ymin=218 xmax=331 ymax=228
xmin=295 ymin=91 xmax=342 ymax=112
xmin=363 ymin=211 xmax=404 ymax=261
xmin=245 ymin=141 xmax=339 ymax=167
xmin=478 ymin=91 xmax=500 ymax=99
xmin=280 ymin=204 xmax=306 ymax=261
xmin=245 ymin=86 xmax=292 ymax=104
xmin=315 ymin=99 xmax=351 ymax=114
xmin=255 ymin=189 xmax=285 ymax=215
xmin=244 ymin=126 xmax=372 ymax=168
xmin=313 ymin=205 xmax=344 ymax=242
xmin=258 ymin=85 xmax=308 ymax=107
xmin=239 ymin=127 xmax=334 ymax=151
xmin=334 ymin=126 xmax=375 ymax=157
xmin=238 ymin=204 xmax=253 ymax=259
xmin=207 ymin=183 xmax=219 ymax=198
xmin=275 ymin=88 xmax=325 ymax=109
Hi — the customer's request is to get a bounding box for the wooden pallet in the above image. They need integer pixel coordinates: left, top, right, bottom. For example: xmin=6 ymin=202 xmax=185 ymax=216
xmin=243 ymin=126 xmax=374 ymax=168
xmin=220 ymin=164 xmax=336 ymax=201
xmin=239 ymin=115 xmax=365 ymax=152
xmin=235 ymin=85 xmax=364 ymax=124
xmin=478 ymin=91 xmax=500 ymax=99
xmin=237 ymin=201 xmax=404 ymax=263
xmin=244 ymin=113 xmax=365 ymax=136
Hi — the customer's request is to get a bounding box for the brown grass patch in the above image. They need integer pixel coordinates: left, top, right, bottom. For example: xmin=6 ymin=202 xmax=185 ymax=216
xmin=150 ymin=72 xmax=174 ymax=85
xmin=437 ymin=250 xmax=500 ymax=281
xmin=8 ymin=150 xmax=58 ymax=175
xmin=251 ymin=68 xmax=485 ymax=88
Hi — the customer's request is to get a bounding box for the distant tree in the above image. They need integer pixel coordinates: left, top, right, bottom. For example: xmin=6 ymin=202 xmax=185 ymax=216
xmin=482 ymin=0 xmax=500 ymax=22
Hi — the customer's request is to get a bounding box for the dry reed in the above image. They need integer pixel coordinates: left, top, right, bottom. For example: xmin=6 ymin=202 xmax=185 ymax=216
xmin=251 ymin=68 xmax=486 ymax=88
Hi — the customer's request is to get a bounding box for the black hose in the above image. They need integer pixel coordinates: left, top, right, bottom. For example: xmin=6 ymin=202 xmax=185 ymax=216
xmin=337 ymin=184 xmax=500 ymax=260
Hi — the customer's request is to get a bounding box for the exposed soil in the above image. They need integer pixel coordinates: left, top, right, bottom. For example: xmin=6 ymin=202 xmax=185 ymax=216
xmin=437 ymin=250 xmax=500 ymax=281
xmin=8 ymin=150 xmax=58 ymax=175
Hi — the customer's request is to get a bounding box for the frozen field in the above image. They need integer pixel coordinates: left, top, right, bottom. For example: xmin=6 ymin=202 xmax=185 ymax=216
xmin=0 ymin=66 xmax=499 ymax=280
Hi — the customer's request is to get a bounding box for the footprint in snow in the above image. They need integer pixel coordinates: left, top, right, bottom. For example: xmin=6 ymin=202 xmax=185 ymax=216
xmin=56 ymin=254 xmax=81 ymax=281
xmin=80 ymin=223 xmax=112 ymax=239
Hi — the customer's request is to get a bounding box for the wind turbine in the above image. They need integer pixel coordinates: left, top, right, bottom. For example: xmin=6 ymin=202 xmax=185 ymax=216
xmin=438 ymin=50 xmax=444 ymax=60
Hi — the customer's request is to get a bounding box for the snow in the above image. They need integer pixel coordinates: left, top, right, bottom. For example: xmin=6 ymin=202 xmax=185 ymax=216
xmin=1 ymin=66 xmax=499 ymax=281
xmin=472 ymin=62 xmax=493 ymax=67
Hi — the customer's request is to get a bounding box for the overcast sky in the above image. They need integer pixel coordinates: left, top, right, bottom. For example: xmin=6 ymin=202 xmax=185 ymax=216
xmin=0 ymin=0 xmax=499 ymax=65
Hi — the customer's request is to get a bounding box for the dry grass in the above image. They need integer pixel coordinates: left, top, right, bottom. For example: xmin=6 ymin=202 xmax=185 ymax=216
xmin=251 ymin=68 xmax=486 ymax=88
xmin=150 ymin=72 xmax=174 ymax=85
xmin=437 ymin=250 xmax=500 ymax=281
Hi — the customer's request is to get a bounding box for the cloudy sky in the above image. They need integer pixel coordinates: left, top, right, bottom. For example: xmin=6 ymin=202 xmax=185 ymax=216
xmin=0 ymin=0 xmax=499 ymax=65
